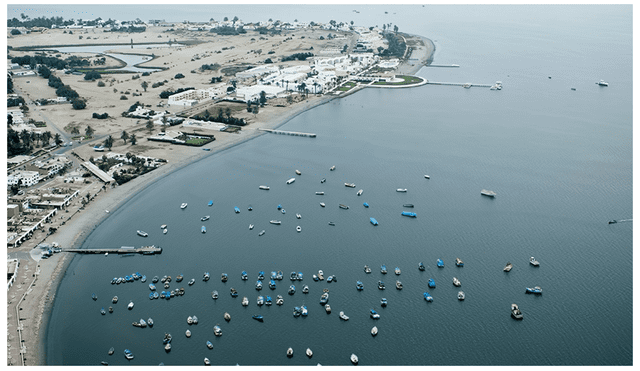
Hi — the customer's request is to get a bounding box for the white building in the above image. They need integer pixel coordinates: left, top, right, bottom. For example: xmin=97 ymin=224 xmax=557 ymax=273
xmin=235 ymin=65 xmax=279 ymax=80
xmin=8 ymin=171 xmax=41 ymax=187
xmin=167 ymin=88 xmax=219 ymax=107
xmin=235 ymin=84 xmax=287 ymax=102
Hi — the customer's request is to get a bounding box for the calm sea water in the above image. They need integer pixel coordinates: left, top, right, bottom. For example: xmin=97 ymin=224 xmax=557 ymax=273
xmin=44 ymin=5 xmax=632 ymax=366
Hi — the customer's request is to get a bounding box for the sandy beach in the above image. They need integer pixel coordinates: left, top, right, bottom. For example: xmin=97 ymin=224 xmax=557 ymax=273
xmin=7 ymin=24 xmax=434 ymax=365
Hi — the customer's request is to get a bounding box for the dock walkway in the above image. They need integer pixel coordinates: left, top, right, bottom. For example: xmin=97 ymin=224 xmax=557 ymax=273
xmin=258 ymin=128 xmax=316 ymax=138
xmin=62 ymin=245 xmax=162 ymax=255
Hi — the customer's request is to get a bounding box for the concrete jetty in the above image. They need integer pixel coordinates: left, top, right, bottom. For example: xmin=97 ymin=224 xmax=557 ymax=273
xmin=425 ymin=64 xmax=460 ymax=68
xmin=426 ymin=80 xmax=501 ymax=89
xmin=259 ymin=128 xmax=316 ymax=138
xmin=62 ymin=245 xmax=162 ymax=255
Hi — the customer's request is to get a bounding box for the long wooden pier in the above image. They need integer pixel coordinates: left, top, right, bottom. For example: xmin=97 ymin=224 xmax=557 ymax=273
xmin=259 ymin=128 xmax=316 ymax=138
xmin=62 ymin=245 xmax=162 ymax=255
xmin=426 ymin=81 xmax=493 ymax=88
xmin=425 ymin=64 xmax=460 ymax=68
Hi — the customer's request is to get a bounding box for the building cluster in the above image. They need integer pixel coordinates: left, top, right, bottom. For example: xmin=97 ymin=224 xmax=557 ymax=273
xmin=8 ymin=154 xmax=72 ymax=188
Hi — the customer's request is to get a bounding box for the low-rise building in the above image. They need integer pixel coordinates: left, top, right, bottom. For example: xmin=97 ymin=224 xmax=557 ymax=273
xmin=8 ymin=170 xmax=41 ymax=187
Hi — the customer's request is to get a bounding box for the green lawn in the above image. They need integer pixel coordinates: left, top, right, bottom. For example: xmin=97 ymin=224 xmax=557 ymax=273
xmin=185 ymin=138 xmax=210 ymax=145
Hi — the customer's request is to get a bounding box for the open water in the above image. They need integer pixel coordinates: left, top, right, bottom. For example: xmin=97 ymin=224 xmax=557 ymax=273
xmin=44 ymin=5 xmax=632 ymax=366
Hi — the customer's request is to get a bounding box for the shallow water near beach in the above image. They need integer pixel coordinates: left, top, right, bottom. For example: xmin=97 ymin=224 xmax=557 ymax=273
xmin=45 ymin=5 xmax=632 ymax=365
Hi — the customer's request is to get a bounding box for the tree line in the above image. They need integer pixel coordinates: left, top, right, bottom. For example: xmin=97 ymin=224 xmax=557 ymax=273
xmin=281 ymin=52 xmax=314 ymax=62
xmin=7 ymin=126 xmax=61 ymax=157
xmin=192 ymin=109 xmax=247 ymax=126
xmin=11 ymin=54 xmax=91 ymax=70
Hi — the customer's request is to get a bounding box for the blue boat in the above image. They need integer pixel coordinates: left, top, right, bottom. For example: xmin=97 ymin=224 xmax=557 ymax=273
xmin=208 ymin=200 xmax=213 ymax=206
xmin=153 ymin=292 xmax=159 ymax=299
xmin=401 ymin=211 xmax=417 ymax=218
xmin=320 ymin=292 xmax=329 ymax=304
xmin=277 ymin=204 xmax=282 ymax=210
xmin=149 ymin=292 xmax=155 ymax=300
xmin=364 ymin=202 xmax=369 ymax=208
xmin=258 ymin=271 xmax=265 ymax=280
xmin=271 ymin=271 xmax=277 ymax=280
xmin=381 ymin=297 xmax=388 ymax=307
xmin=252 ymin=315 xmax=264 ymax=322
xmin=356 ymin=281 xmax=364 ymax=290
xmin=92 ymin=293 xmax=97 ymax=301
xmin=370 ymin=217 xmax=378 ymax=225
xmin=206 ymin=340 xmax=213 ymax=349
xmin=201 ymin=226 xmax=206 ymax=233
xmin=255 ymin=280 xmax=263 ymax=290
xmin=124 ymin=349 xmax=134 ymax=360
xmin=101 ymin=307 xmax=106 ymax=315
xmin=241 ymin=271 xmax=248 ymax=280
xmin=290 ymin=272 xmax=298 ymax=280
xmin=370 ymin=309 xmax=380 ymax=319
xmin=525 ymin=286 xmax=542 ymax=295
xmin=257 ymin=295 xmax=264 ymax=306
xmin=288 ymin=285 xmax=296 ymax=295
xmin=269 ymin=280 xmax=276 ymax=289
xmin=298 ymin=272 xmax=303 ymax=280
xmin=293 ymin=307 xmax=301 ymax=317
xmin=424 ymin=292 xmax=433 ymax=302
xmin=381 ymin=265 xmax=387 ymax=274
xmin=437 ymin=259 xmax=444 ymax=268
xmin=428 ymin=278 xmax=436 ymax=288
xmin=301 ymin=305 xmax=308 ymax=316
xmin=265 ymin=296 xmax=273 ymax=305
xmin=234 ymin=207 xmax=240 ymax=213
xmin=418 ymin=262 xmax=426 ymax=271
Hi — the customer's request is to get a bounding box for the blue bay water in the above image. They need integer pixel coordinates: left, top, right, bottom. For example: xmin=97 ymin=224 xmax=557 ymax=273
xmin=43 ymin=5 xmax=632 ymax=366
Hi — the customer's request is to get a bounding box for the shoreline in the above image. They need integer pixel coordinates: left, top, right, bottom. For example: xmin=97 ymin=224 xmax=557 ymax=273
xmin=33 ymin=36 xmax=435 ymax=365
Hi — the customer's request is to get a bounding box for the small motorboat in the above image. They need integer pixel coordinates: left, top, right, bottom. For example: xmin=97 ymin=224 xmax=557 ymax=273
xmin=287 ymin=347 xmax=294 ymax=357
xmin=356 ymin=281 xmax=364 ymax=290
xmin=164 ymin=343 xmax=171 ymax=352
xmin=203 ymin=272 xmax=210 ymax=281
xmin=458 ymin=291 xmax=465 ymax=300
xmin=371 ymin=326 xmax=378 ymax=336
xmin=141 ymin=275 xmax=146 ymax=282
xmin=100 ymin=307 xmax=106 ymax=315
xmin=301 ymin=305 xmax=308 ymax=316
xmin=296 ymin=170 xmax=301 ymax=175
xmin=381 ymin=298 xmax=388 ymax=307
xmin=188 ymin=279 xmax=195 ymax=286
xmin=296 ymin=226 xmax=301 ymax=232
xmin=163 ymin=229 xmax=168 ymax=234
xmin=282 ymin=209 xmax=286 ymax=214
xmin=286 ymin=178 xmax=296 ymax=184
xmin=306 ymin=348 xmax=313 ymax=358
xmin=234 ymin=206 xmax=240 ymax=213
xmin=370 ymin=217 xmax=378 ymax=225
xmin=258 ymin=271 xmax=265 ymax=280
xmin=302 ymin=285 xmax=309 ymax=293
xmin=402 ymin=211 xmax=417 ymax=217
xmin=325 ymin=304 xmax=331 ymax=313
xmin=259 ymin=230 xmax=266 ymax=236
xmin=248 ymin=206 xmax=253 ymax=211
xmin=213 ymin=325 xmax=222 ymax=336
xmin=108 ymin=306 xmax=113 ymax=312
xmin=207 ymin=340 xmax=213 ymax=349
xmin=428 ymin=279 xmax=436 ymax=288
xmin=320 ymin=202 xmax=325 ymax=207
xmin=395 ymin=280 xmax=403 ymax=290
xmin=160 ymin=224 xmax=167 ymax=229
xmin=481 ymin=189 xmax=496 ymax=197
xmin=201 ymin=226 xmax=206 ymax=233
xmin=224 ymin=312 xmax=231 ymax=322
xmin=112 ymin=296 xmax=118 ymax=303
xmin=296 ymin=213 xmax=302 ymax=219
xmin=269 ymin=280 xmax=277 ymax=289
xmin=221 ymin=273 xmax=228 ymax=282
xmin=270 ymin=220 xmax=281 ymax=225
xmin=351 ymin=354 xmax=358 ymax=365
xmin=330 ymin=165 xmax=336 ymax=171
xmin=320 ymin=292 xmax=329 ymax=304
xmin=276 ymin=295 xmax=284 ymax=305
xmin=163 ymin=333 xmax=172 ymax=344
xmin=124 ymin=349 xmax=134 ymax=360
xmin=395 ymin=267 xmax=401 ymax=275
xmin=201 ymin=215 xmax=210 ymax=221
xmin=277 ymin=204 xmax=282 ymax=210
xmin=316 ymin=191 xmax=324 ymax=195
xmin=339 ymin=311 xmax=349 ymax=321
xmin=456 ymin=258 xmax=464 ymax=267
xmin=364 ymin=265 xmax=371 ymax=273
xmin=418 ymin=262 xmax=426 ymax=271
xmin=363 ymin=202 xmax=369 ymax=208
xmin=357 ymin=189 xmax=363 ymax=196
xmin=242 ymin=297 xmax=249 ymax=306
xmin=153 ymin=292 xmax=159 ymax=299
xmin=530 ymin=257 xmax=540 ymax=266
xmin=152 ymin=276 xmax=159 ymax=283
xmin=453 ymin=277 xmax=461 ymax=287
xmin=208 ymin=200 xmax=213 ymax=206
xmin=137 ymin=230 xmax=148 ymax=237
xmin=511 ymin=303 xmax=524 ymax=320
xmin=148 ymin=318 xmax=154 ymax=327
xmin=128 ymin=301 xmax=134 ymax=310
xmin=424 ymin=292 xmax=433 ymax=302
xmin=187 ymin=316 xmax=193 ymax=325
xmin=504 ymin=262 xmax=513 ymax=272
xmin=108 ymin=347 xmax=114 ymax=355
xmin=597 ymin=79 xmax=609 ymax=86
xmin=259 ymin=185 xmax=270 ymax=190
xmin=101 ymin=361 xmax=108 ymax=365
xmin=526 ymin=286 xmax=542 ymax=295
xmin=321 ymin=178 xmax=326 ymax=183
xmin=256 ymin=280 xmax=263 ymax=290
xmin=396 ymin=188 xmax=407 ymax=192
xmin=328 ymin=222 xmax=335 ymax=226
xmin=212 ymin=290 xmax=219 ymax=299
xmin=339 ymin=204 xmax=349 ymax=210
xmin=437 ymin=259 xmax=444 ymax=268
xmin=345 ymin=183 xmax=356 ymax=188
xmin=181 ymin=203 xmax=188 ymax=209
xmin=318 ymin=270 xmax=324 ymax=280
xmin=370 ymin=309 xmax=380 ymax=319
xmin=204 ymin=357 xmax=210 ymax=365
xmin=265 ymin=296 xmax=273 ymax=305
xmin=403 ymin=204 xmax=414 ymax=208
xmin=288 ymin=285 xmax=296 ymax=295
xmin=241 ymin=271 xmax=248 ymax=280
xmin=253 ymin=315 xmax=264 ymax=322
xmin=381 ymin=265 xmax=387 ymax=274
xmin=257 ymin=295 xmax=265 ymax=306
xmin=424 ymin=175 xmax=430 ymax=179
xmin=378 ymin=280 xmax=385 ymax=290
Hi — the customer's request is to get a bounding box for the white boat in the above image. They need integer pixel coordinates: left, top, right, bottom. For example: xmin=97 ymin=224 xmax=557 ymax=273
xmin=481 ymin=189 xmax=496 ymax=197
xmin=458 ymin=291 xmax=465 ymax=300
xmin=286 ymin=178 xmax=296 ymax=184
xmin=270 ymin=220 xmax=281 ymax=225
xmin=597 ymin=79 xmax=609 ymax=86
xmin=320 ymin=203 xmax=325 ymax=207
xmin=357 ymin=189 xmax=363 ymax=196
xmin=287 ymin=347 xmax=294 ymax=357
xmin=396 ymin=188 xmax=407 ymax=192
xmin=306 ymin=348 xmax=313 ymax=358
xmin=137 ymin=230 xmax=148 ymax=237
xmin=163 ymin=229 xmax=167 ymax=234
xmin=345 ymin=183 xmax=356 ymax=188
xmin=259 ymin=185 xmax=270 ymax=190
xmin=424 ymin=175 xmax=430 ymax=179
xmin=249 ymin=224 xmax=254 ymax=230
xmin=259 ymin=230 xmax=266 ymax=236
xmin=201 ymin=215 xmax=210 ymax=221
xmin=371 ymin=326 xmax=378 ymax=336
xmin=330 ymin=165 xmax=336 ymax=171
xmin=530 ymin=257 xmax=540 ymax=266
xmin=339 ymin=311 xmax=349 ymax=321
xmin=181 ymin=203 xmax=187 ymax=209
xmin=351 ymin=354 xmax=358 ymax=365
xmin=296 ymin=213 xmax=301 ymax=219
xmin=339 ymin=204 xmax=349 ymax=209
xmin=185 ymin=329 xmax=191 ymax=337
xmin=160 ymin=224 xmax=167 ymax=229
xmin=204 ymin=357 xmax=210 ymax=365
xmin=316 ymin=192 xmax=324 ymax=195
xmin=128 ymin=301 xmax=134 ymax=310
xmin=453 ymin=277 xmax=461 ymax=287
xmin=201 ymin=226 xmax=206 ymax=233
xmin=296 ymin=226 xmax=301 ymax=232
xmin=296 ymin=170 xmax=301 ymax=175
xmin=242 ymin=297 xmax=249 ymax=306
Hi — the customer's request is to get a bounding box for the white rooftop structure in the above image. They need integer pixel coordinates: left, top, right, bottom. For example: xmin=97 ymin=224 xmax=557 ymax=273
xmin=235 ymin=84 xmax=287 ymax=102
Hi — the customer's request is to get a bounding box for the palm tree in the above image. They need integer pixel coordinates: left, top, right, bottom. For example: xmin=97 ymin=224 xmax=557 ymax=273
xmin=20 ymin=130 xmax=31 ymax=150
xmin=121 ymin=130 xmax=129 ymax=144
xmin=130 ymin=134 xmax=137 ymax=145
xmin=41 ymin=131 xmax=52 ymax=146
xmin=313 ymin=82 xmax=320 ymax=94
xmin=85 ymin=125 xmax=94 ymax=138
xmin=70 ymin=126 xmax=80 ymax=135
xmin=104 ymin=135 xmax=114 ymax=150
xmin=145 ymin=120 xmax=154 ymax=133
xmin=54 ymin=133 xmax=62 ymax=146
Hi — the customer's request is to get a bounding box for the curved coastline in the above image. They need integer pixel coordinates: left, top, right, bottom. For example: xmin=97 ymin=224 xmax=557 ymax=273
xmin=39 ymin=35 xmax=435 ymax=365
